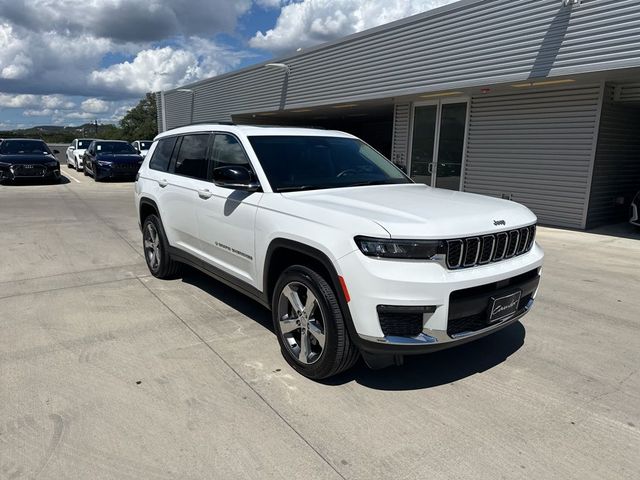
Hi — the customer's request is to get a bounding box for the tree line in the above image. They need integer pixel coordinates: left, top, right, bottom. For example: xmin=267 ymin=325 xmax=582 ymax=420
xmin=0 ymin=93 xmax=158 ymax=144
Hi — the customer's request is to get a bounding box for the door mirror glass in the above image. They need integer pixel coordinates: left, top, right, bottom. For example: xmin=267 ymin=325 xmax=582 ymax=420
xmin=213 ymin=166 xmax=259 ymax=191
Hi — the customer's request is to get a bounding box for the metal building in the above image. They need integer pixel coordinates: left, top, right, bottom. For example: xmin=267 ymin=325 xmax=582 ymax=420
xmin=156 ymin=0 xmax=640 ymax=229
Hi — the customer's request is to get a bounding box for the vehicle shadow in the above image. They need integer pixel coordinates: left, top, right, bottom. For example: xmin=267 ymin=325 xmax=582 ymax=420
xmin=1 ymin=176 xmax=70 ymax=186
xmin=324 ymin=322 xmax=526 ymax=390
xmin=179 ymin=266 xmax=526 ymax=391
xmin=179 ymin=266 xmax=273 ymax=331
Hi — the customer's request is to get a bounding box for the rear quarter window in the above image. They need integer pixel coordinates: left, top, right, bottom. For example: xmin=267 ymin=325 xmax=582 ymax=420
xmin=149 ymin=138 xmax=176 ymax=172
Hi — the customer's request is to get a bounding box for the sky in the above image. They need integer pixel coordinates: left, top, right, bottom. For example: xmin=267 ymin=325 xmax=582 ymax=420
xmin=0 ymin=0 xmax=457 ymax=130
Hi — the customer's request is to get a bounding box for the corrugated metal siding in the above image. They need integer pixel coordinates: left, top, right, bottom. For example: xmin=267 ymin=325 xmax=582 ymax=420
xmin=586 ymin=86 xmax=640 ymax=227
xmin=391 ymin=103 xmax=412 ymax=170
xmin=164 ymin=91 xmax=192 ymax=129
xmin=155 ymin=92 xmax=165 ymax=133
xmin=162 ymin=0 xmax=640 ymax=129
xmin=464 ymin=84 xmax=602 ymax=229
xmin=614 ymin=83 xmax=640 ymax=102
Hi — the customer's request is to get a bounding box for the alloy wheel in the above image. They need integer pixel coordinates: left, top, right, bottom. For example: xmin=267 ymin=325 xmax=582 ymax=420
xmin=144 ymin=222 xmax=161 ymax=271
xmin=277 ymin=281 xmax=326 ymax=364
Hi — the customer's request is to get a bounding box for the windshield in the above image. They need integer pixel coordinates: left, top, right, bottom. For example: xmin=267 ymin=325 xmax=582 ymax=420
xmin=248 ymin=136 xmax=411 ymax=192
xmin=0 ymin=140 xmax=51 ymax=155
xmin=139 ymin=141 xmax=152 ymax=149
xmin=77 ymin=139 xmax=93 ymax=149
xmin=96 ymin=142 xmax=137 ymax=154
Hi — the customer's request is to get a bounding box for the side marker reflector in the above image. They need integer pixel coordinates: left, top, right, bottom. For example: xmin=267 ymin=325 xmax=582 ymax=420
xmin=338 ymin=275 xmax=350 ymax=303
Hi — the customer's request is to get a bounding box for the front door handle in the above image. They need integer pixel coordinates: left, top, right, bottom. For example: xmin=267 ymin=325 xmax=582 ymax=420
xmin=427 ymin=162 xmax=434 ymax=175
xmin=198 ymin=188 xmax=212 ymax=199
xmin=158 ymin=179 xmax=168 ymax=188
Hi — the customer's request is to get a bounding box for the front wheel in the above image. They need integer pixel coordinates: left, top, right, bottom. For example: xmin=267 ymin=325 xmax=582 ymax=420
xmin=272 ymin=266 xmax=359 ymax=379
xmin=142 ymin=214 xmax=181 ymax=279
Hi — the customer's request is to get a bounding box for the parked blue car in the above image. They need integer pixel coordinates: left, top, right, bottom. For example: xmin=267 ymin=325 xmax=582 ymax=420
xmin=83 ymin=140 xmax=143 ymax=182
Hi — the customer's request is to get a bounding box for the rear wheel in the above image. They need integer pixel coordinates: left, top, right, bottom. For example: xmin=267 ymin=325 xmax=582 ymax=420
xmin=142 ymin=214 xmax=181 ymax=279
xmin=272 ymin=266 xmax=359 ymax=379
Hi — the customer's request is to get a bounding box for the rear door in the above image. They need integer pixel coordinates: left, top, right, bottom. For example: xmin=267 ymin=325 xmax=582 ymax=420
xmin=196 ymin=132 xmax=262 ymax=286
xmin=161 ymin=133 xmax=211 ymax=255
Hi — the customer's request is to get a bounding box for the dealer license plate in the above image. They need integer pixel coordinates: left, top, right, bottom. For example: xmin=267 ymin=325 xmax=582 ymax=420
xmin=488 ymin=291 xmax=521 ymax=324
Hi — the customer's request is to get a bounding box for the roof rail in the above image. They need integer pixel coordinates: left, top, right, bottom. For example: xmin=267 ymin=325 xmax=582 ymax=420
xmin=188 ymin=120 xmax=236 ymax=126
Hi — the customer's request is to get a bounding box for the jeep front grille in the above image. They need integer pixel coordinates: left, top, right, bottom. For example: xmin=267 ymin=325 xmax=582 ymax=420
xmin=445 ymin=225 xmax=536 ymax=269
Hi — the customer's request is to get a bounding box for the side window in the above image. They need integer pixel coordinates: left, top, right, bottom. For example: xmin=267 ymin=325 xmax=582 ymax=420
xmin=211 ymin=133 xmax=251 ymax=170
xmin=172 ymin=134 xmax=209 ymax=180
xmin=149 ymin=138 xmax=175 ymax=172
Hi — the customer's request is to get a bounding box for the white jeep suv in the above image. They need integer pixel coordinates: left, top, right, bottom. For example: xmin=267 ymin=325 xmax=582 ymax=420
xmin=134 ymin=124 xmax=543 ymax=379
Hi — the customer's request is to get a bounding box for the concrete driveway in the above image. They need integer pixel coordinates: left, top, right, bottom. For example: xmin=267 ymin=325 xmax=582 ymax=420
xmin=1 ymin=165 xmax=638 ymax=479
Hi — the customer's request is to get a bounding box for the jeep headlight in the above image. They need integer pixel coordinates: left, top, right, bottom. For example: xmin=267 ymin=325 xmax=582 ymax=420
xmin=97 ymin=160 xmax=112 ymax=166
xmin=355 ymin=236 xmax=445 ymax=259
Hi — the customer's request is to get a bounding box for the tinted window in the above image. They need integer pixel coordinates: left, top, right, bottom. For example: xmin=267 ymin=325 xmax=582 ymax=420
xmin=0 ymin=140 xmax=51 ymax=155
xmin=172 ymin=134 xmax=209 ymax=180
xmin=77 ymin=139 xmax=93 ymax=148
xmin=96 ymin=142 xmax=137 ymax=154
xmin=149 ymin=138 xmax=175 ymax=172
xmin=140 ymin=141 xmax=153 ymax=149
xmin=248 ymin=136 xmax=410 ymax=192
xmin=211 ymin=134 xmax=251 ymax=169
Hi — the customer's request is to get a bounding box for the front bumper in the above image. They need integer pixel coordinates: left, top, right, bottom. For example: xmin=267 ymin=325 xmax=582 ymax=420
xmin=96 ymin=164 xmax=140 ymax=179
xmin=0 ymin=165 xmax=60 ymax=182
xmin=337 ymin=243 xmax=544 ymax=354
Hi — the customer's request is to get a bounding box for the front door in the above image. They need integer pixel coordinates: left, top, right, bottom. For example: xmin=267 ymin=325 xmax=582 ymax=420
xmin=196 ymin=132 xmax=261 ymax=287
xmin=409 ymin=100 xmax=468 ymax=190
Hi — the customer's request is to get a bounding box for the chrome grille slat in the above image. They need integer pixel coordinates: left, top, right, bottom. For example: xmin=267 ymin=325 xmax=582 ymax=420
xmin=493 ymin=232 xmax=508 ymax=261
xmin=463 ymin=238 xmax=481 ymax=267
xmin=517 ymin=228 xmax=529 ymax=255
xmin=505 ymin=230 xmax=520 ymax=258
xmin=446 ymin=239 xmax=464 ymax=269
xmin=444 ymin=224 xmax=536 ymax=269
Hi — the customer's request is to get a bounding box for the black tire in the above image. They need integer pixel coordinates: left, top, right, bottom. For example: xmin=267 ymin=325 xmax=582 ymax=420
xmin=142 ymin=214 xmax=181 ymax=279
xmin=83 ymin=165 xmax=88 ymax=176
xmin=272 ymin=265 xmax=359 ymax=380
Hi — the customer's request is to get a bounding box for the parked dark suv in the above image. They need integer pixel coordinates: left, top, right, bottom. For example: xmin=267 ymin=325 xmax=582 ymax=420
xmin=0 ymin=139 xmax=61 ymax=184
xmin=83 ymin=140 xmax=143 ymax=182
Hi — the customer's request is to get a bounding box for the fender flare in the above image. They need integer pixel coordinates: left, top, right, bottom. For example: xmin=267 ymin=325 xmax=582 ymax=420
xmin=264 ymin=238 xmax=361 ymax=347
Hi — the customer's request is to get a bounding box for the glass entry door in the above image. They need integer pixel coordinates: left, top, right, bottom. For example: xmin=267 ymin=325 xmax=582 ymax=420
xmin=409 ymin=100 xmax=468 ymax=190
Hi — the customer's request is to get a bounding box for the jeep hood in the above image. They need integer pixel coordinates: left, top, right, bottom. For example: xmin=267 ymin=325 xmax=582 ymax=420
xmin=283 ymin=184 xmax=537 ymax=239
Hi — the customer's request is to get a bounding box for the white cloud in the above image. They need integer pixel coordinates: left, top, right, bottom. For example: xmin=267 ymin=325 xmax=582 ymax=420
xmin=250 ymin=0 xmax=458 ymax=53
xmin=81 ymin=98 xmax=110 ymax=113
xmin=0 ymin=93 xmax=39 ymax=108
xmin=23 ymin=108 xmax=54 ymax=116
xmin=88 ymin=39 xmax=252 ymax=96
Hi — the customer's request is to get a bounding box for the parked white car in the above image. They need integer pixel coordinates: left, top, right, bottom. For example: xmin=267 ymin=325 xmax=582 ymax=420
xmin=132 ymin=140 xmax=153 ymax=158
xmin=134 ymin=124 xmax=544 ymax=379
xmin=66 ymin=138 xmax=94 ymax=170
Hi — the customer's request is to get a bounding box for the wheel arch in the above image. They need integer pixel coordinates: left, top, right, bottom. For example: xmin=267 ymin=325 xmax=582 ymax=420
xmin=264 ymin=238 xmax=359 ymax=344
xmin=139 ymin=197 xmax=160 ymax=230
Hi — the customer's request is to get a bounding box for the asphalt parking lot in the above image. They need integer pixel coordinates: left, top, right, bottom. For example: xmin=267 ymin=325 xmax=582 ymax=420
xmin=1 ymin=163 xmax=639 ymax=480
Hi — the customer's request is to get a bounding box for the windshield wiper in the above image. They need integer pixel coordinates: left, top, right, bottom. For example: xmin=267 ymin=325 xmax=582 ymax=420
xmin=277 ymin=185 xmax=318 ymax=192
xmin=348 ymin=180 xmax=393 ymax=187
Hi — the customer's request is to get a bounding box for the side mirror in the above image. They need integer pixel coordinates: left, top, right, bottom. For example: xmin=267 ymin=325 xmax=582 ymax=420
xmin=212 ymin=166 xmax=260 ymax=192
xmin=53 ymin=149 xmax=60 ymax=154
xmin=69 ymin=146 xmax=75 ymax=151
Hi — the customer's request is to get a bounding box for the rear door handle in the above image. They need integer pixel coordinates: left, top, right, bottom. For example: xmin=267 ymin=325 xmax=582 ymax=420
xmin=158 ymin=179 xmax=168 ymax=188
xmin=198 ymin=188 xmax=212 ymax=199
